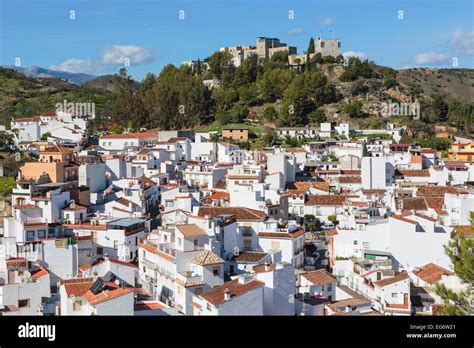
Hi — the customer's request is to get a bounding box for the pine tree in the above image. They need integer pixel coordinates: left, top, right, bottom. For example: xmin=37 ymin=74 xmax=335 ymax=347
xmin=307 ymin=37 xmax=315 ymax=54
xmin=435 ymin=214 xmax=474 ymax=315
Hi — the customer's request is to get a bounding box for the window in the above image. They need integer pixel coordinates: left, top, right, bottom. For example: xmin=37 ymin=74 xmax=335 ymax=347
xmin=213 ymin=267 xmax=220 ymax=276
xmin=26 ymin=231 xmax=35 ymax=241
xmin=321 ymin=41 xmax=325 ymax=47
xmin=114 ymin=241 xmax=118 ymax=250
xmin=177 ymin=238 xmax=182 ymax=247
xmin=73 ymin=300 xmax=82 ymax=311
xmin=195 ymin=287 xmax=203 ymax=295
xmin=97 ymin=247 xmax=104 ymax=254
xmin=327 ymin=284 xmax=332 ymax=291
xmin=38 ymin=230 xmax=46 ymax=239
xmin=207 ymin=303 xmax=212 ymax=311
xmin=353 ymin=240 xmax=358 ymax=245
xmin=271 ymin=241 xmax=281 ymax=250
xmin=392 ymin=293 xmax=398 ymax=298
xmin=18 ymin=299 xmax=30 ymax=308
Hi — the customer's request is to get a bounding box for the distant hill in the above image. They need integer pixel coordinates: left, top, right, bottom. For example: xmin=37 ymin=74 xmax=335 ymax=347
xmin=82 ymin=74 xmax=140 ymax=93
xmin=2 ymin=65 xmax=96 ymax=84
xmin=0 ymin=67 xmax=132 ymax=127
xmin=397 ymin=68 xmax=474 ymax=102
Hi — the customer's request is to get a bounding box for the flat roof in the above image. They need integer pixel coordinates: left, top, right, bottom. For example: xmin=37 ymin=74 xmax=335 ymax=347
xmin=109 ymin=218 xmax=146 ymax=227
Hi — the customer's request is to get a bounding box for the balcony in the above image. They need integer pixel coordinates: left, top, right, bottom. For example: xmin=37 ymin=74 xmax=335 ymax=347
xmin=176 ymin=271 xmax=202 ymax=284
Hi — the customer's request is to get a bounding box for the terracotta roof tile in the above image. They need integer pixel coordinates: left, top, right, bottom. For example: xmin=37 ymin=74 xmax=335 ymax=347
xmin=190 ymin=250 xmax=224 ymax=266
xmin=199 ymin=279 xmax=264 ymax=306
xmin=396 ymin=169 xmax=430 ymax=177
xmin=413 ymin=263 xmax=453 ymax=285
xmin=373 ymin=272 xmax=409 ymax=287
xmin=235 ymin=252 xmax=268 ymax=263
xmin=305 ymin=195 xmax=357 ymax=206
xmin=176 ymin=224 xmax=206 ymax=237
xmin=339 ymin=176 xmax=361 ymax=184
xmin=60 ymin=278 xmax=95 ymax=296
xmin=84 ymin=287 xmax=133 ymax=306
xmin=302 ymin=269 xmax=337 ymax=285
xmin=103 ymin=132 xmax=157 ymax=139
xmin=197 ymin=207 xmax=266 ymax=221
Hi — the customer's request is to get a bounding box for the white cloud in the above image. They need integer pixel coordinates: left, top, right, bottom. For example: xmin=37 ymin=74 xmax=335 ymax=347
xmin=343 ymin=51 xmax=367 ymax=60
xmin=448 ymin=29 xmax=474 ymax=56
xmin=319 ymin=17 xmax=335 ymax=28
xmin=413 ymin=52 xmax=449 ymax=65
xmin=49 ymin=58 xmax=98 ymax=74
xmin=287 ymin=27 xmax=305 ymax=37
xmin=50 ymin=45 xmax=154 ymax=74
xmin=101 ymin=45 xmax=153 ymax=65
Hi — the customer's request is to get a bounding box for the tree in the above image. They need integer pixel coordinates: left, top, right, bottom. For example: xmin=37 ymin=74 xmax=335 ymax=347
xmin=230 ymin=104 xmax=249 ymax=123
xmin=261 ymin=106 xmax=278 ymax=123
xmin=435 ymin=215 xmax=473 ymax=315
xmin=207 ymin=51 xmax=235 ymax=81
xmin=344 ymin=100 xmax=364 ymax=118
xmin=307 ymin=37 xmax=315 ymax=54
xmin=271 ymin=51 xmax=289 ymax=63
xmin=308 ymin=109 xmax=327 ymax=125
xmin=196 ymin=59 xmax=202 ymax=76
xmin=259 ymin=127 xmax=278 ymax=147
xmin=362 ymin=142 xmax=369 ymax=156
xmin=430 ymin=94 xmax=449 ymax=122
xmin=340 ymin=57 xmax=374 ymax=81
xmin=279 ymin=70 xmax=337 ymax=126
xmin=40 ymin=132 xmax=51 ymax=141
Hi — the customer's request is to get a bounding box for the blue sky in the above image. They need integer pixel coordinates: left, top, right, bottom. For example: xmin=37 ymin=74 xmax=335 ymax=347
xmin=1 ymin=0 xmax=473 ymax=81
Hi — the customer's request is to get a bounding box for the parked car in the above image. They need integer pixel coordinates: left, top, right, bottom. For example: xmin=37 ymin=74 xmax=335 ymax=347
xmin=310 ymin=251 xmax=320 ymax=261
xmin=305 ymin=256 xmax=317 ymax=266
xmin=321 ymin=222 xmax=335 ymax=230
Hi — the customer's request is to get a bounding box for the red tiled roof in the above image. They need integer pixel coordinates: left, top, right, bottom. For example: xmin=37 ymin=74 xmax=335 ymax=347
xmin=205 ymin=191 xmax=230 ymax=201
xmin=413 ymin=263 xmax=453 ymax=285
xmin=103 ymin=132 xmax=157 ymax=139
xmin=258 ymin=227 xmax=305 ymax=239
xmin=399 ymin=197 xmax=429 ymax=211
xmin=134 ymin=302 xmax=166 ymax=311
xmin=235 ymin=252 xmax=268 ymax=263
xmin=302 ymin=269 xmax=337 ymax=285
xmin=339 ymin=176 xmax=361 ymax=184
xmin=13 ymin=204 xmax=37 ymax=209
xmin=199 ymin=279 xmax=264 ymax=306
xmin=176 ymin=224 xmax=205 ymax=237
xmin=305 ymin=195 xmax=357 ymax=206
xmin=373 ymin=272 xmax=409 ymax=287
xmin=287 ymin=181 xmax=330 ymax=192
xmin=197 ymin=206 xmax=266 ymax=221
xmin=417 ymin=186 xmax=467 ymax=197
xmin=60 ymin=278 xmax=95 ymax=296
xmin=84 ymin=287 xmax=134 ymax=306
xmin=31 ymin=267 xmax=48 ymax=279
xmin=396 ymin=169 xmax=430 ymax=177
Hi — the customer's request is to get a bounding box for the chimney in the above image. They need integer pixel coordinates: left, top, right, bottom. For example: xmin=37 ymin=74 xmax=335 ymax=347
xmin=224 ymin=288 xmax=231 ymax=301
xmin=264 ymin=261 xmax=270 ymax=271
